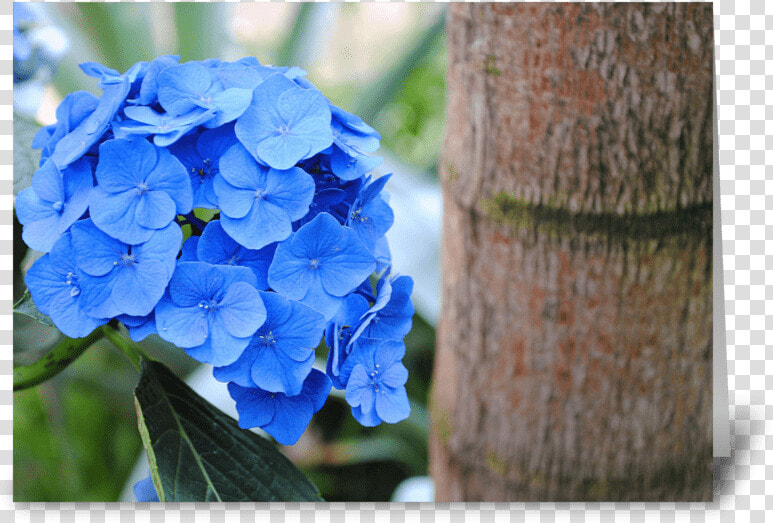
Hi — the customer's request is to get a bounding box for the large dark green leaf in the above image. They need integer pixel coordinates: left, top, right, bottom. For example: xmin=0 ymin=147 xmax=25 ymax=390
xmin=14 ymin=289 xmax=54 ymax=328
xmin=134 ymin=360 xmax=323 ymax=502
xmin=13 ymin=112 xmax=41 ymax=196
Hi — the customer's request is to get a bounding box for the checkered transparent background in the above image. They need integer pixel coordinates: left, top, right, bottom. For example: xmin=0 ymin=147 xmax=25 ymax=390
xmin=3 ymin=0 xmax=771 ymax=521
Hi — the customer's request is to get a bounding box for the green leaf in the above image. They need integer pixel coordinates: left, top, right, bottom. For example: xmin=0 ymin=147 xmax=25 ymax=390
xmin=134 ymin=360 xmax=323 ymax=502
xmin=13 ymin=112 xmax=41 ymax=196
xmin=14 ymin=289 xmax=54 ymax=328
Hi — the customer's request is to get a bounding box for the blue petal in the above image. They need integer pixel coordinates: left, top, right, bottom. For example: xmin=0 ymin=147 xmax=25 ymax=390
xmin=228 ymin=383 xmax=276 ymax=429
xmin=157 ymin=62 xmax=214 ymax=116
xmin=133 ymin=476 xmax=159 ymax=502
xmin=344 ymin=365 xmax=373 ymax=409
xmin=264 ymin=166 xmax=315 ymax=221
xmin=379 ymin=361 xmax=409 ymax=389
xmin=267 ymin=242 xmax=318 ymax=301
xmin=77 ymin=271 xmax=123 ymax=319
xmin=49 ymin=78 xmax=130 ymax=169
xmin=20 ymin=215 xmax=62 ymax=253
xmin=15 ymin=186 xmax=57 ymax=225
xmin=134 ymin=191 xmax=177 ymax=230
xmin=187 ymin=312 xmax=251 ymax=366
xmin=212 ymin=176 xmax=255 ymax=219
xmin=168 ymin=262 xmax=224 ymax=307
xmin=70 ymin=219 xmax=126 ymax=277
xmin=255 ymin=133 xmax=310 ymax=171
xmin=179 ymin=235 xmax=199 ymax=262
xmin=138 ymin=55 xmax=180 ymax=105
xmin=30 ymin=160 xmax=64 ymax=202
xmin=89 ymin=187 xmax=154 ymax=245
xmin=202 ymin=88 xmax=253 ymax=127
xmin=217 ymin=281 xmax=266 ymax=338
xmin=220 ymin=198 xmax=291 ymax=250
xmin=330 ymin=146 xmax=383 ymax=181
xmin=154 ymin=295 xmax=209 ymax=348
xmin=374 ymin=385 xmax=410 ymax=423
xmin=374 ymin=339 xmax=406 ymax=369
xmin=132 ymin=223 xmax=182 ymax=279
xmin=249 ymin=344 xmax=314 ymax=396
xmin=263 ymin=393 xmax=314 ymax=445
xmin=110 ymin=259 xmax=168 ymax=316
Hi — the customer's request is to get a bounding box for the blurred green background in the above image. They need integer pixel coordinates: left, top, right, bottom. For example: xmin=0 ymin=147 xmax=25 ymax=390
xmin=14 ymin=3 xmax=445 ymax=502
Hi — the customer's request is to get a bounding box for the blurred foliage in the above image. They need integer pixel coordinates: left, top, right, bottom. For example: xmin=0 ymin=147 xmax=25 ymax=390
xmin=14 ymin=3 xmax=444 ymax=502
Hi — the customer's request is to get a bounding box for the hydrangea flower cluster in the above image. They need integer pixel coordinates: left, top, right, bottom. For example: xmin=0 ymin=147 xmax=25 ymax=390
xmin=19 ymin=56 xmax=415 ymax=445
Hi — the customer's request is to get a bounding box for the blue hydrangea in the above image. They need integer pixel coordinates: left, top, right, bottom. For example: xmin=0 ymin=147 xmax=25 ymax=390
xmin=24 ymin=231 xmax=108 ymax=338
xmin=71 ymin=219 xmax=181 ymax=318
xmin=229 ymin=368 xmax=331 ymax=445
xmin=155 ymin=262 xmax=266 ymax=366
xmin=214 ymin=143 xmax=315 ymax=249
xmin=213 ymin=291 xmax=324 ymax=396
xmin=195 ymin=220 xmax=275 ymax=290
xmin=89 ymin=138 xmax=193 ymax=244
xmin=168 ymin=125 xmax=237 ymax=208
xmin=15 ymin=158 xmax=92 ymax=252
xmin=341 ymin=338 xmax=410 ymax=426
xmin=268 ymin=212 xmax=376 ymax=321
xmin=235 ymin=73 xmax=334 ymax=170
xmin=17 ymin=55 xmax=415 ymax=442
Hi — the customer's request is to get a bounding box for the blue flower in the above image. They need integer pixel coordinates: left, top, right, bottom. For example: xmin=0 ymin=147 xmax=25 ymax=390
xmin=268 ymin=213 xmax=376 ymax=321
xmin=215 ymin=58 xmax=274 ymax=90
xmin=156 ymin=62 xmax=253 ymax=128
xmin=24 ymin=231 xmax=108 ymax=338
xmin=213 ymin=291 xmax=324 ymax=396
xmin=33 ymin=91 xmax=99 ymax=166
xmin=328 ymin=105 xmax=382 ymax=181
xmin=347 ymin=174 xmax=394 ymax=251
xmin=235 ymin=73 xmax=333 ymax=170
xmin=137 ymin=54 xmax=180 ymax=105
xmin=352 ymin=273 xmax=414 ymax=342
xmin=71 ymin=219 xmax=181 ymax=318
xmin=168 ymin=126 xmax=237 ymax=208
xmin=15 ymin=158 xmax=92 ymax=252
xmin=342 ymin=338 xmax=410 ymax=426
xmin=325 ymin=293 xmax=370 ymax=389
xmin=155 ymin=262 xmax=266 ymax=366
xmin=133 ymin=476 xmax=159 ymax=502
xmin=214 ymin=143 xmax=315 ymax=249
xmin=89 ymin=138 xmax=193 ymax=244
xmin=228 ymin=368 xmax=331 ymax=445
xmin=195 ymin=220 xmax=275 ymax=290
xmin=47 ymin=75 xmax=131 ymax=170
xmin=117 ymin=105 xmax=216 ymax=148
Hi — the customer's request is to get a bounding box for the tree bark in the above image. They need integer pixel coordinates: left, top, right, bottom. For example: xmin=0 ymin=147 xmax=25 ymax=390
xmin=430 ymin=3 xmax=713 ymax=501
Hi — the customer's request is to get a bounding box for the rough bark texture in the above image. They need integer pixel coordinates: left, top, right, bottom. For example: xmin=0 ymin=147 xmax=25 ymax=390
xmin=430 ymin=3 xmax=713 ymax=501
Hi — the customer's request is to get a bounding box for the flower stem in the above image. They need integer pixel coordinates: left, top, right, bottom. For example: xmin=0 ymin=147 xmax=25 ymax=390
xmin=102 ymin=324 xmax=154 ymax=372
xmin=13 ymin=328 xmax=105 ymax=392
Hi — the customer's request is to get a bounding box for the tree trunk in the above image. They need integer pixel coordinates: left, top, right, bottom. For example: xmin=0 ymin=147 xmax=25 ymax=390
xmin=430 ymin=3 xmax=713 ymax=501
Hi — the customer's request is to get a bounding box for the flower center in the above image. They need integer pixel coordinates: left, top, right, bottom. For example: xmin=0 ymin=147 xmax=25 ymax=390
xmin=254 ymin=189 xmax=267 ymax=200
xmin=52 ymin=201 xmax=64 ymax=212
xmin=259 ymin=331 xmax=276 ymax=346
xmin=278 ymin=124 xmax=291 ymax=136
xmin=198 ymin=299 xmax=219 ymax=312
xmin=135 ymin=182 xmax=150 ymax=196
xmin=64 ymin=271 xmax=81 ymax=297
xmin=369 ymin=364 xmax=384 ymax=392
xmin=118 ymin=253 xmax=136 ymax=267
xmin=308 ymin=258 xmax=320 ymax=269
